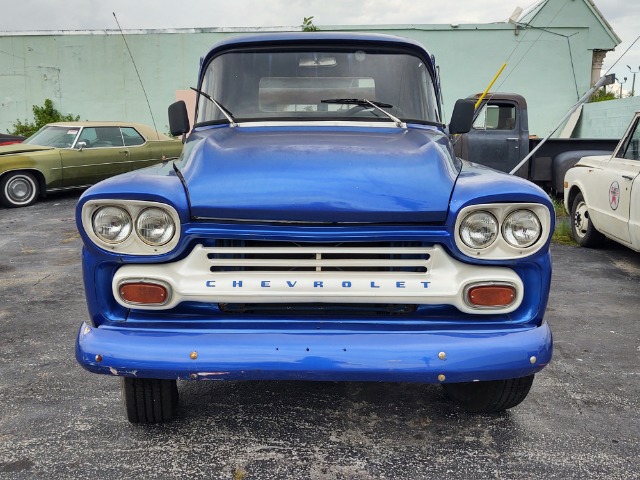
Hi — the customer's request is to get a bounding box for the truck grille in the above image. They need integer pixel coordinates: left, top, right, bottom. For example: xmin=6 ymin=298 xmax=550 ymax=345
xmin=113 ymin=242 xmax=524 ymax=315
xmin=208 ymin=240 xmax=431 ymax=273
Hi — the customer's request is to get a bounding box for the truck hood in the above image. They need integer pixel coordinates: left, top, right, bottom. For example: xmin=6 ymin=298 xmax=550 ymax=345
xmin=180 ymin=126 xmax=458 ymax=223
xmin=0 ymin=144 xmax=54 ymax=156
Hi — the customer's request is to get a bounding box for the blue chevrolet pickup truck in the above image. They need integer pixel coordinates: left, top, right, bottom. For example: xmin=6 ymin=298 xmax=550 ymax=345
xmin=75 ymin=33 xmax=554 ymax=423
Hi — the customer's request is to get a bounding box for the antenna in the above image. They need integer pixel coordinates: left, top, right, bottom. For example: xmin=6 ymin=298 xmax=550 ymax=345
xmin=112 ymin=12 xmax=160 ymax=139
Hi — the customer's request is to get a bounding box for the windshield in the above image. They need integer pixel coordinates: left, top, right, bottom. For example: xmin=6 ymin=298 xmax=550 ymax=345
xmin=196 ymin=48 xmax=440 ymax=125
xmin=25 ymin=126 xmax=79 ymax=148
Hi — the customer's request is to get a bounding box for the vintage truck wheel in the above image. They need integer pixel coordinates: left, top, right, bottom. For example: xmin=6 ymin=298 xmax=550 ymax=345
xmin=121 ymin=378 xmax=178 ymax=423
xmin=0 ymin=171 xmax=39 ymax=207
xmin=442 ymin=375 xmax=534 ymax=413
xmin=571 ymin=192 xmax=605 ymax=247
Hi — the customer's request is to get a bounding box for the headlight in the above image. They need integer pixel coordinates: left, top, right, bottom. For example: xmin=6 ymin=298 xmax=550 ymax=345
xmin=459 ymin=211 xmax=498 ymax=249
xmin=82 ymin=200 xmax=181 ymax=255
xmin=92 ymin=206 xmax=132 ymax=244
xmin=455 ymin=203 xmax=551 ymax=259
xmin=135 ymin=207 xmax=176 ymax=246
xmin=502 ymin=209 xmax=542 ymax=247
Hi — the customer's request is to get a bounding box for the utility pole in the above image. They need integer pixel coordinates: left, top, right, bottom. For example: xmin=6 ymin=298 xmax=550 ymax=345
xmin=619 ymin=76 xmax=627 ymax=98
xmin=627 ymin=65 xmax=640 ymax=96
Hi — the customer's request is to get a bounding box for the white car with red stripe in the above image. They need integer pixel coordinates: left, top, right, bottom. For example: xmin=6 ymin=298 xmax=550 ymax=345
xmin=564 ymin=112 xmax=640 ymax=251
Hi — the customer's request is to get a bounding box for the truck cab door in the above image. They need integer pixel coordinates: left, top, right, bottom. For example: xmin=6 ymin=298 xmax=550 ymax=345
xmin=631 ymin=173 xmax=640 ymax=250
xmin=589 ymin=116 xmax=640 ymax=245
xmin=465 ymin=101 xmax=523 ymax=173
xmin=615 ymin=116 xmax=640 ymax=248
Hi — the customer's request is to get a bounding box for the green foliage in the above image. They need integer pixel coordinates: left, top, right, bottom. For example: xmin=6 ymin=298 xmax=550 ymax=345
xmin=8 ymin=99 xmax=80 ymax=137
xmin=301 ymin=16 xmax=318 ymax=32
xmin=588 ymin=89 xmax=617 ymax=103
xmin=551 ymin=197 xmax=577 ymax=245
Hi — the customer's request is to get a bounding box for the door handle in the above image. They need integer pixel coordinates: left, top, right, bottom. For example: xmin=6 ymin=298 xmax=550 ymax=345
xmin=119 ymin=150 xmax=130 ymax=156
xmin=506 ymin=137 xmax=519 ymax=142
xmin=622 ymin=175 xmax=635 ymax=180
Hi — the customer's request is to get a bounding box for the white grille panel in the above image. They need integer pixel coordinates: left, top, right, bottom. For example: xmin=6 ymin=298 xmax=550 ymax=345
xmin=206 ymin=246 xmax=432 ymax=272
xmin=113 ymin=244 xmax=524 ymax=314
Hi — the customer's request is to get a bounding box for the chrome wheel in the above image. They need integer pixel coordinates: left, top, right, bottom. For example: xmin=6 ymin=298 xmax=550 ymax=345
xmin=573 ymin=199 xmax=590 ymax=239
xmin=570 ymin=192 xmax=604 ymax=248
xmin=1 ymin=172 xmax=39 ymax=207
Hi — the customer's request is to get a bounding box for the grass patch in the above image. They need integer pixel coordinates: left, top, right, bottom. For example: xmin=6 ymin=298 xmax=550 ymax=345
xmin=551 ymin=197 xmax=576 ymax=245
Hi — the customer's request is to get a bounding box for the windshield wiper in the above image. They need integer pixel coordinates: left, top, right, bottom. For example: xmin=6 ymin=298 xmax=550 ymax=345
xmin=322 ymin=98 xmax=394 ymax=108
xmin=321 ymin=98 xmax=405 ymax=128
xmin=190 ymin=87 xmax=237 ymax=127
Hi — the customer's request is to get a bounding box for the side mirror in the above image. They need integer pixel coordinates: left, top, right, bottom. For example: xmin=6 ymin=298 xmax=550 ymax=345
xmin=77 ymin=141 xmax=87 ymax=151
xmin=449 ymin=99 xmax=475 ymax=135
xmin=168 ymin=101 xmax=190 ymax=138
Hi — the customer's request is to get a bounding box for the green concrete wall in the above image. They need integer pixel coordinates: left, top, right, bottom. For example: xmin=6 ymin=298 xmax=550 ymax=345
xmin=0 ymin=30 xmax=233 ymax=135
xmin=333 ymin=24 xmax=595 ymax=136
xmin=573 ymin=97 xmax=640 ymax=138
xmin=0 ymin=0 xmax=619 ymax=136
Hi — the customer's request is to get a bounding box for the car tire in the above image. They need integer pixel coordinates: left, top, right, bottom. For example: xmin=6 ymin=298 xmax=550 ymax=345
xmin=121 ymin=377 xmax=179 ymax=424
xmin=0 ymin=171 xmax=39 ymax=208
xmin=571 ymin=192 xmax=605 ymax=248
xmin=442 ymin=375 xmax=534 ymax=413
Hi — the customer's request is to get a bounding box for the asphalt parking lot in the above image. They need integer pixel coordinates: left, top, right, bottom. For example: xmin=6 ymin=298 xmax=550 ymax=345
xmin=0 ymin=192 xmax=638 ymax=480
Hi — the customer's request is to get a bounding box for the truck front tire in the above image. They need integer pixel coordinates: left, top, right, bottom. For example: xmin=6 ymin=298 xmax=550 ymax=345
xmin=442 ymin=375 xmax=534 ymax=413
xmin=571 ymin=192 xmax=605 ymax=247
xmin=121 ymin=377 xmax=178 ymax=423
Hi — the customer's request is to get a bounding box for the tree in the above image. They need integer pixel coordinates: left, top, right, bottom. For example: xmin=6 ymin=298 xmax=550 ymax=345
xmin=588 ymin=88 xmax=617 ymax=103
xmin=301 ymin=16 xmax=318 ymax=32
xmin=9 ymin=99 xmax=80 ymax=137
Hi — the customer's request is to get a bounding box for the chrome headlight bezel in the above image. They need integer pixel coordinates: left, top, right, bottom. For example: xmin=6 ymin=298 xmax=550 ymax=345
xmin=501 ymin=209 xmax=542 ymax=248
xmin=459 ymin=210 xmax=499 ymax=249
xmin=91 ymin=206 xmax=133 ymax=244
xmin=135 ymin=207 xmax=177 ymax=246
xmin=82 ymin=200 xmax=181 ymax=255
xmin=455 ymin=203 xmax=551 ymax=260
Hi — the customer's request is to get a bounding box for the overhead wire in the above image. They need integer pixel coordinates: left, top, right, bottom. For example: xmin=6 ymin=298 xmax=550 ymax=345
xmin=602 ymin=35 xmax=640 ymax=75
xmin=488 ymin=0 xmax=573 ymax=99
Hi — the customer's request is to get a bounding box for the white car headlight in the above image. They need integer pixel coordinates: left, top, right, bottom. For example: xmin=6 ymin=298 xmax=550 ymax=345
xmin=459 ymin=211 xmax=498 ymax=249
xmin=502 ymin=209 xmax=542 ymax=248
xmin=135 ymin=207 xmax=176 ymax=246
xmin=92 ymin=206 xmax=132 ymax=244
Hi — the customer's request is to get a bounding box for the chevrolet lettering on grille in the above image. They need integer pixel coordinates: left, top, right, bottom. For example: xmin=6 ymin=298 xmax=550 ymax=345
xmin=204 ymin=280 xmax=431 ymax=289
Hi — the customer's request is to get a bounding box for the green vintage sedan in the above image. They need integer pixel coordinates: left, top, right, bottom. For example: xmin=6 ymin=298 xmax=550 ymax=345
xmin=0 ymin=122 xmax=183 ymax=208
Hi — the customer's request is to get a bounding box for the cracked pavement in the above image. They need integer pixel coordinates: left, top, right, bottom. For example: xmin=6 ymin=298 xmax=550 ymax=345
xmin=0 ymin=192 xmax=638 ymax=479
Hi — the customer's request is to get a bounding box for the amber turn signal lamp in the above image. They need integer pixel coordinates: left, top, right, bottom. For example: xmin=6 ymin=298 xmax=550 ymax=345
xmin=120 ymin=282 xmax=168 ymax=305
xmin=467 ymin=285 xmax=516 ymax=307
